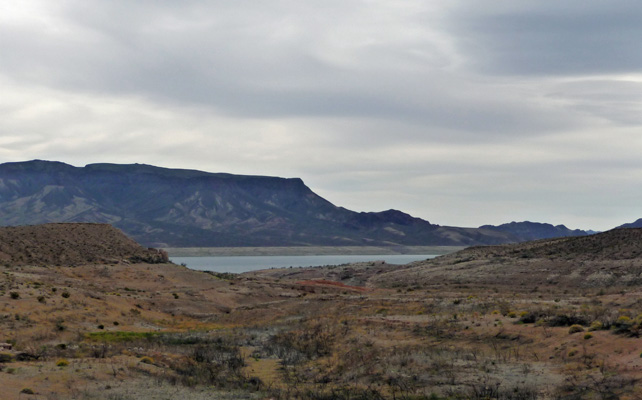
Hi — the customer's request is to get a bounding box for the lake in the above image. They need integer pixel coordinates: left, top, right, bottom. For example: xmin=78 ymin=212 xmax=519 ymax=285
xmin=170 ymin=254 xmax=438 ymax=273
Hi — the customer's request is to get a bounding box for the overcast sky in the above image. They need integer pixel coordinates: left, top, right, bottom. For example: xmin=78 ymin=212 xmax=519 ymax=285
xmin=2 ymin=1 xmax=642 ymax=231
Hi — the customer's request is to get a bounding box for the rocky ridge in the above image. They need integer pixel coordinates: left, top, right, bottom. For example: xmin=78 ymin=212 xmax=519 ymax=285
xmin=0 ymin=160 xmax=593 ymax=247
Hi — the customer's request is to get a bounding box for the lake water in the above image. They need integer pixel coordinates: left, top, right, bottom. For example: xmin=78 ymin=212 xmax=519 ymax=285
xmin=170 ymin=254 xmax=438 ymax=273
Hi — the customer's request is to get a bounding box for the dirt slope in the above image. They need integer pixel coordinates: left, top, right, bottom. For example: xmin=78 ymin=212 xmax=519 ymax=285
xmin=0 ymin=223 xmax=168 ymax=266
xmin=371 ymin=228 xmax=642 ymax=289
xmin=445 ymin=227 xmax=642 ymax=262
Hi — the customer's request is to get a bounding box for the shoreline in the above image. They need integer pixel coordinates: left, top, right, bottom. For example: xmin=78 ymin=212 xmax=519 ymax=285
xmin=163 ymin=245 xmax=465 ymax=257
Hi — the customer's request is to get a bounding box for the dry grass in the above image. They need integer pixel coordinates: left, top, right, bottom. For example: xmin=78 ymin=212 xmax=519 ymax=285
xmin=3 ymin=247 xmax=642 ymax=398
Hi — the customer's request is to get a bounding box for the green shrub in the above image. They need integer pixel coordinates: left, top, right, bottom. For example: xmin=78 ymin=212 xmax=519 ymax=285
xmin=9 ymin=292 xmax=19 ymax=299
xmin=20 ymin=388 xmax=34 ymax=394
xmin=86 ymin=331 xmax=159 ymax=342
xmin=0 ymin=353 xmax=13 ymax=362
xmin=139 ymin=356 xmax=154 ymax=364
xmin=56 ymin=359 xmax=69 ymax=367
xmin=568 ymin=324 xmax=584 ymax=334
xmin=583 ymin=333 xmax=593 ymax=340
xmin=55 ymin=320 xmax=66 ymax=331
xmin=61 ymin=291 xmax=70 ymax=298
xmin=588 ymin=321 xmax=603 ymax=331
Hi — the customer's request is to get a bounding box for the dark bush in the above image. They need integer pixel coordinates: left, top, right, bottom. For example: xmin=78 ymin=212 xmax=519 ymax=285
xmin=547 ymin=314 xmax=590 ymax=327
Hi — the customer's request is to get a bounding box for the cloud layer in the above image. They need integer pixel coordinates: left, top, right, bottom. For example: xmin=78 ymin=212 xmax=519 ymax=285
xmin=2 ymin=1 xmax=642 ymax=230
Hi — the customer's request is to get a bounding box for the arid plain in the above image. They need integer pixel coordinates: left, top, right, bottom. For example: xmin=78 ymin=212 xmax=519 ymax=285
xmin=1 ymin=224 xmax=642 ymax=399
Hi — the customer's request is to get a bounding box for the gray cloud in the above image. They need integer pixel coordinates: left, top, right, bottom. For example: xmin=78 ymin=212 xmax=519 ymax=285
xmin=446 ymin=1 xmax=642 ymax=76
xmin=0 ymin=1 xmax=586 ymax=137
xmin=1 ymin=1 xmax=642 ymax=231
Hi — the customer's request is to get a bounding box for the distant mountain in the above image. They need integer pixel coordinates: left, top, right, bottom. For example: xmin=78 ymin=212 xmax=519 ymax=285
xmin=0 ymin=160 xmax=586 ymax=248
xmin=479 ymin=221 xmax=590 ymax=242
xmin=618 ymin=218 xmax=642 ymax=229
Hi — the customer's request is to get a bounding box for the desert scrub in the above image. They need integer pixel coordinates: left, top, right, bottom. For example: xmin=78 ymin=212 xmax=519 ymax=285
xmin=568 ymin=324 xmax=584 ymax=334
xmin=588 ymin=321 xmax=603 ymax=331
xmin=616 ymin=315 xmax=632 ymax=326
xmin=61 ymin=290 xmax=70 ymax=298
xmin=55 ymin=319 xmax=66 ymax=331
xmin=20 ymin=388 xmax=34 ymax=394
xmin=86 ymin=331 xmax=159 ymax=342
xmin=0 ymin=353 xmax=13 ymax=362
xmin=9 ymin=291 xmax=19 ymax=299
xmin=518 ymin=311 xmax=538 ymax=324
xmin=56 ymin=359 xmax=69 ymax=367
xmin=583 ymin=333 xmax=593 ymax=340
xmin=167 ymin=341 xmax=249 ymax=389
xmin=140 ymin=356 xmax=154 ymax=364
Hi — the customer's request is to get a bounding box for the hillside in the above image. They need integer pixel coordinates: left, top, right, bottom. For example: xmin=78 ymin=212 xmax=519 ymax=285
xmin=619 ymin=218 xmax=642 ymax=228
xmin=371 ymin=228 xmax=642 ymax=289
xmin=2 ymin=224 xmax=642 ymax=399
xmin=479 ymin=221 xmax=588 ymax=242
xmin=440 ymin=227 xmax=642 ymax=262
xmin=0 ymin=160 xmax=585 ymax=248
xmin=0 ymin=223 xmax=168 ymax=266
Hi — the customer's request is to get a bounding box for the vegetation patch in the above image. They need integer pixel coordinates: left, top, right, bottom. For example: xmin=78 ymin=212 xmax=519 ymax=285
xmin=86 ymin=331 xmax=161 ymax=342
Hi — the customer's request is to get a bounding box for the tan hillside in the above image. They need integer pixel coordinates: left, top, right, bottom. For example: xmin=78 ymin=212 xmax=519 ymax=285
xmin=446 ymin=227 xmax=642 ymax=262
xmin=2 ymin=224 xmax=642 ymax=399
xmin=371 ymin=228 xmax=642 ymax=289
xmin=0 ymin=223 xmax=168 ymax=266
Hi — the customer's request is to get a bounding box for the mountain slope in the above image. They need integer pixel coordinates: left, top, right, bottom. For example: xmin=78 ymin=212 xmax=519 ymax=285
xmin=0 ymin=160 xmax=585 ymax=247
xmin=479 ymin=221 xmax=589 ymax=242
xmin=619 ymin=218 xmax=642 ymax=229
xmin=370 ymin=228 xmax=642 ymax=289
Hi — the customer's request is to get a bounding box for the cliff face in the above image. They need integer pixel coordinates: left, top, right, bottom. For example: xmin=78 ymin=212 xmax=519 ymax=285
xmin=0 ymin=160 xmax=586 ymax=247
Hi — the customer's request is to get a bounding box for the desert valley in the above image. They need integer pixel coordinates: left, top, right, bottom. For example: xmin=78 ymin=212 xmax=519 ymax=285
xmin=5 ymin=1 xmax=642 ymax=398
xmin=1 ymin=222 xmax=642 ymax=399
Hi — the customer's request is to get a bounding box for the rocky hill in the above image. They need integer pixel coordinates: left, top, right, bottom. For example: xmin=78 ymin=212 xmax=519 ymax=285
xmin=0 ymin=160 xmax=589 ymax=247
xmin=440 ymin=228 xmax=642 ymax=262
xmin=371 ymin=228 xmax=642 ymax=289
xmin=0 ymin=223 xmax=168 ymax=266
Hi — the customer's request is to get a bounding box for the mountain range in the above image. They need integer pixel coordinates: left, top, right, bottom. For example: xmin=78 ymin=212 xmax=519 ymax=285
xmin=0 ymin=160 xmax=611 ymax=247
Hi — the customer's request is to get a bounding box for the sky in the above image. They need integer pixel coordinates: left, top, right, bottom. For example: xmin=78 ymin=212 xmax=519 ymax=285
xmin=2 ymin=1 xmax=642 ymax=231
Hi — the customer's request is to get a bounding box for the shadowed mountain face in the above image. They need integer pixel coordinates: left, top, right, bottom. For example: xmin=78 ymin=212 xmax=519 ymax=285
xmin=619 ymin=218 xmax=642 ymax=229
xmin=0 ymin=160 xmax=588 ymax=247
xmin=479 ymin=221 xmax=588 ymax=242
